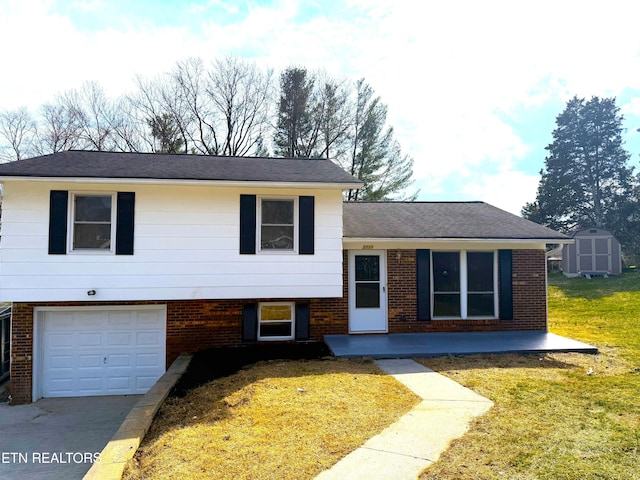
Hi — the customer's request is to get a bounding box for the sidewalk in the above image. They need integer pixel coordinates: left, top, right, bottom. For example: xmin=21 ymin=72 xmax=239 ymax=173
xmin=315 ymin=359 xmax=493 ymax=480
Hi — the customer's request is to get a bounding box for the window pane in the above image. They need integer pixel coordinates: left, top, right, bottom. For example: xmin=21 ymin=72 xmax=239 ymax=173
xmin=433 ymin=293 xmax=461 ymax=317
xmin=468 ymin=293 xmax=495 ymax=316
xmin=432 ymin=252 xmax=459 ymax=292
xmin=356 ymin=283 xmax=380 ymax=308
xmin=259 ymin=322 xmax=293 ymax=338
xmin=355 ymin=256 xmax=380 ymax=281
xmin=261 ymin=226 xmax=294 ymax=249
xmin=467 ymin=252 xmax=494 ymax=292
xmin=262 ymin=200 xmax=294 ymax=224
xmin=73 ymin=224 xmax=111 ymax=249
xmin=75 ymin=195 xmax=112 ymax=222
xmin=260 ymin=305 xmax=292 ymax=321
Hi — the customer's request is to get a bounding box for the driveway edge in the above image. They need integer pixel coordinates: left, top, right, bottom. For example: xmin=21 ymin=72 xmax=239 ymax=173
xmin=83 ymin=354 xmax=192 ymax=480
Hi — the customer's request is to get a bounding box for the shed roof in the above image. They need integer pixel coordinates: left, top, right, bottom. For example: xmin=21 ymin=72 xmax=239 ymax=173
xmin=0 ymin=150 xmax=362 ymax=186
xmin=343 ymin=202 xmax=568 ymax=240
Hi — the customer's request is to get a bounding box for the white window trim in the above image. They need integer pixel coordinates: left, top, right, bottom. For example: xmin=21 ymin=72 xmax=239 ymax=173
xmin=258 ymin=302 xmax=295 ymax=341
xmin=257 ymin=196 xmax=298 ymax=254
xmin=431 ymin=250 xmax=498 ymax=320
xmin=68 ymin=192 xmax=116 ymax=254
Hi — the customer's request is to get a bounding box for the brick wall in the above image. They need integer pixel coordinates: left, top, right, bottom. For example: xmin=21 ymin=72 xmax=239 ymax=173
xmin=385 ymin=249 xmax=547 ymax=333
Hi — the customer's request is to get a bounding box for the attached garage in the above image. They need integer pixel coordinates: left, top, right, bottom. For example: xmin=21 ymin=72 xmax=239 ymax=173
xmin=33 ymin=306 xmax=166 ymax=401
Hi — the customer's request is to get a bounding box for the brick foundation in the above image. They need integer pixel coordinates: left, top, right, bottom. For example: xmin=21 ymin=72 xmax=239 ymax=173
xmin=10 ymin=249 xmax=547 ymax=404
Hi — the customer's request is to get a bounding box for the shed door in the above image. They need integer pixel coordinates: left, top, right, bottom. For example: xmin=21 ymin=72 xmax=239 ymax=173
xmin=39 ymin=307 xmax=166 ymax=398
xmin=577 ymin=237 xmax=611 ymax=273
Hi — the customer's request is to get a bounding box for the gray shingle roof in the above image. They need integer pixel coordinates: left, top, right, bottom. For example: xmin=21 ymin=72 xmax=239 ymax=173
xmin=0 ymin=150 xmax=362 ymax=185
xmin=343 ymin=202 xmax=568 ymax=240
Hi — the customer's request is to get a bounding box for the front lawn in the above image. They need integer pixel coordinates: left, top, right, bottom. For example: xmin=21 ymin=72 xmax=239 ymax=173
xmin=418 ymin=271 xmax=640 ymax=479
xmin=124 ymin=358 xmax=419 ymax=480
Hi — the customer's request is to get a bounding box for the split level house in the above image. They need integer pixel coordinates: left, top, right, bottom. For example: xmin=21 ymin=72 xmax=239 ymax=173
xmin=0 ymin=151 xmax=568 ymax=404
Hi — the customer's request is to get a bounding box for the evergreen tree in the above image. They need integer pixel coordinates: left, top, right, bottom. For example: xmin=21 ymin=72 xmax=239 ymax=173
xmin=273 ymin=67 xmax=315 ymax=157
xmin=148 ymin=113 xmax=184 ymax=153
xmin=522 ymin=96 xmax=635 ymax=236
xmin=344 ymin=79 xmax=416 ymax=201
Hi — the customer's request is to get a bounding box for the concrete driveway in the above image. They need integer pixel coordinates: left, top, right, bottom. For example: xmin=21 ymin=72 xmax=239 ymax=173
xmin=0 ymin=395 xmax=140 ymax=480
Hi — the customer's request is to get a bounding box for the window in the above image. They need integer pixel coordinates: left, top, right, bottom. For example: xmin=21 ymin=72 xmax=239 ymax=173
xmin=259 ymin=198 xmax=296 ymax=251
xmin=431 ymin=251 xmax=497 ymax=319
xmin=258 ymin=302 xmax=295 ymax=340
xmin=467 ymin=252 xmax=495 ymax=316
xmin=71 ymin=193 xmax=115 ymax=251
xmin=354 ymin=255 xmax=381 ymax=308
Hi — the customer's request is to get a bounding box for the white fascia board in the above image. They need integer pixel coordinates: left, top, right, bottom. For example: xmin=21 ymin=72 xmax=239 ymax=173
xmin=343 ymin=237 xmax=572 ymax=250
xmin=0 ymin=176 xmax=362 ymax=190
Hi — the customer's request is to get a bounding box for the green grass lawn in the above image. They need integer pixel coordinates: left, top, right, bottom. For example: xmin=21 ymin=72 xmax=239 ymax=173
xmin=418 ymin=270 xmax=640 ymax=480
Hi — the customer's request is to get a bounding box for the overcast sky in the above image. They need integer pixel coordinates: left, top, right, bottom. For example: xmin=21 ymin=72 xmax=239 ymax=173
xmin=2 ymin=0 xmax=640 ymax=214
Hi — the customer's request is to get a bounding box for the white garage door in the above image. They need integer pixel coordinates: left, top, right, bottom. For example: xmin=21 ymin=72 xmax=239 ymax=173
xmin=40 ymin=307 xmax=166 ymax=398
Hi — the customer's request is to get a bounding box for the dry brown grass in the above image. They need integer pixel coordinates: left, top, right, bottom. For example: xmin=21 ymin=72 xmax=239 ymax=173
xmin=124 ymin=357 xmax=420 ymax=480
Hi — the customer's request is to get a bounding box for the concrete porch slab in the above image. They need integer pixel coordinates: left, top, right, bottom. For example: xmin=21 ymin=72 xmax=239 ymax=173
xmin=324 ymin=331 xmax=598 ymax=359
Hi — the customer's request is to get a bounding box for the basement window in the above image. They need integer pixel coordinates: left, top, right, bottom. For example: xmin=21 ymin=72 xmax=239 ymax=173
xmin=258 ymin=302 xmax=295 ymax=340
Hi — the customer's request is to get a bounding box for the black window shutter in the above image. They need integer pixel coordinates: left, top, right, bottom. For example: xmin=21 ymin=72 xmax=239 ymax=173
xmin=48 ymin=190 xmax=68 ymax=255
xmin=242 ymin=304 xmax=258 ymax=342
xmin=416 ymin=249 xmax=431 ymax=321
xmin=298 ymin=196 xmax=315 ymax=255
xmin=116 ymin=192 xmax=135 ymax=255
xmin=239 ymin=195 xmax=256 ymax=254
xmin=295 ymin=303 xmax=310 ymax=340
xmin=499 ymin=250 xmax=513 ymax=320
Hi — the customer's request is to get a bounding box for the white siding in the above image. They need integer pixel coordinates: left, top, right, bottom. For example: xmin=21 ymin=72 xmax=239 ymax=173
xmin=0 ymin=181 xmax=345 ymax=302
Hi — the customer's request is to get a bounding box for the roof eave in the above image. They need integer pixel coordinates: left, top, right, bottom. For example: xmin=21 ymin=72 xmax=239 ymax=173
xmin=0 ymin=175 xmax=363 ymax=190
xmin=343 ymin=237 xmax=572 ymax=244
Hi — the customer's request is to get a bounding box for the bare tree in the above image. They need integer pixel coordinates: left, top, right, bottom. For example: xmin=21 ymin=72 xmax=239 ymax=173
xmin=36 ymin=100 xmax=84 ymax=154
xmin=0 ymin=107 xmax=36 ymax=161
xmin=207 ymin=56 xmax=274 ymax=156
xmin=71 ymin=82 xmax=117 ymax=150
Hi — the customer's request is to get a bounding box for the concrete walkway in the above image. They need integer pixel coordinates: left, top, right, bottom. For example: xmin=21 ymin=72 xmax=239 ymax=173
xmin=315 ymin=359 xmax=493 ymax=480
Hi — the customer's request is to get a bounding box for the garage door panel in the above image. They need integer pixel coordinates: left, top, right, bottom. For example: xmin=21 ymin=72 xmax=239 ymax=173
xmin=79 ymin=332 xmax=103 ymax=347
xmin=40 ymin=307 xmax=166 ymax=398
xmin=108 ymin=354 xmax=132 ymax=367
xmin=136 ymin=331 xmax=161 ymax=347
xmin=107 ymin=377 xmax=132 ymax=391
xmin=49 ymin=354 xmax=74 ymax=369
xmin=108 ymin=311 xmax=134 ymax=325
xmin=47 ymin=332 xmax=75 ymax=348
xmin=78 ymin=354 xmax=102 ymax=368
xmin=136 ymin=376 xmax=159 ymax=390
xmin=108 ymin=332 xmax=133 ymax=347
xmin=136 ymin=310 xmax=163 ymax=326
xmin=137 ymin=353 xmax=161 ymax=367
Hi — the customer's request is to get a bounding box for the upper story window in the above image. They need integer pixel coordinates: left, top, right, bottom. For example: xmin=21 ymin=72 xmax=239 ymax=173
xmin=259 ymin=198 xmax=296 ymax=252
xmin=239 ymin=194 xmax=313 ymax=255
xmin=71 ymin=193 xmax=115 ymax=252
xmin=49 ymin=190 xmax=135 ymax=255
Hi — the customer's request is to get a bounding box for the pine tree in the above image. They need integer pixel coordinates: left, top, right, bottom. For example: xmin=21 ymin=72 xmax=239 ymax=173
xmin=522 ymin=96 xmax=635 ymax=235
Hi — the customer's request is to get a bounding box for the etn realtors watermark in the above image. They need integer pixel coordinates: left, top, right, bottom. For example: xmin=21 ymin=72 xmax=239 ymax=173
xmin=1 ymin=451 xmax=101 ymax=464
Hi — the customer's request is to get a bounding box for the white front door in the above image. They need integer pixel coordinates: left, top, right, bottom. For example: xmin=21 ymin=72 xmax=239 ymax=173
xmin=37 ymin=306 xmax=166 ymax=399
xmin=349 ymin=250 xmax=387 ymax=333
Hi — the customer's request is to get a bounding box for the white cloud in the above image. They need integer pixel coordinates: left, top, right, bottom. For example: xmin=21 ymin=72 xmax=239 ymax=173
xmin=463 ymin=170 xmax=541 ymax=216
